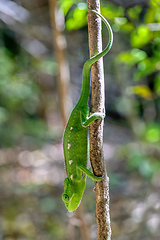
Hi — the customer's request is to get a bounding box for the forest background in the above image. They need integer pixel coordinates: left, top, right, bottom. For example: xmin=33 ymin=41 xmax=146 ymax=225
xmin=0 ymin=0 xmax=160 ymax=240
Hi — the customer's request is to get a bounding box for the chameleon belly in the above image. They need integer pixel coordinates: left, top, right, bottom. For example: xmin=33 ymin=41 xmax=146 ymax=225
xmin=63 ymin=107 xmax=88 ymax=181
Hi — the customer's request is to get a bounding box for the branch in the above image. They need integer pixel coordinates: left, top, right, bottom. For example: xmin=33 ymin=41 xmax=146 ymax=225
xmin=87 ymin=0 xmax=111 ymax=239
xmin=49 ymin=0 xmax=70 ymax=127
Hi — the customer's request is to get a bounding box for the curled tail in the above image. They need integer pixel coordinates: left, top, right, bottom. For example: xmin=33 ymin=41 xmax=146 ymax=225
xmin=87 ymin=9 xmax=113 ymax=66
xmin=77 ymin=9 xmax=113 ymax=107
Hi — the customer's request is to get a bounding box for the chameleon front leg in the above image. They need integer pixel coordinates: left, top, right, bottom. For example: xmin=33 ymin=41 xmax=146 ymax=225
xmin=81 ymin=111 xmax=105 ymax=127
xmin=77 ymin=163 xmax=102 ymax=181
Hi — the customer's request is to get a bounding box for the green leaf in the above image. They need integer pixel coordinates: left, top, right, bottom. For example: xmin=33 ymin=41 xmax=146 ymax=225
xmin=127 ymin=85 xmax=153 ymax=99
xmin=145 ymin=5 xmax=157 ymax=23
xmin=131 ymin=25 xmax=152 ymax=48
xmin=145 ymin=124 xmax=160 ymax=143
xmin=117 ymin=48 xmax=147 ymax=66
xmin=101 ymin=4 xmax=124 ymax=19
xmin=150 ymin=0 xmax=160 ymax=8
xmin=65 ymin=7 xmax=88 ymax=30
xmin=127 ymin=5 xmax=142 ymax=20
xmin=59 ymin=0 xmax=75 ymax=15
xmin=118 ymin=22 xmax=135 ymax=32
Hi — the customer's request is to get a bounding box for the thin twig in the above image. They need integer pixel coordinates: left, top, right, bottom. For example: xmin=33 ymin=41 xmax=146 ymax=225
xmin=49 ymin=0 xmax=70 ymax=127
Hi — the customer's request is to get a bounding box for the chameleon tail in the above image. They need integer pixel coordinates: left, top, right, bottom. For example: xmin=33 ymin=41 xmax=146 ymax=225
xmin=77 ymin=9 xmax=113 ymax=107
xmin=87 ymin=9 xmax=113 ymax=66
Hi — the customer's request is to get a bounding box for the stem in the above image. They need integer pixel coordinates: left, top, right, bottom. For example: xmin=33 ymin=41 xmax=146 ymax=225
xmin=87 ymin=0 xmax=112 ymax=239
xmin=49 ymin=0 xmax=70 ymax=127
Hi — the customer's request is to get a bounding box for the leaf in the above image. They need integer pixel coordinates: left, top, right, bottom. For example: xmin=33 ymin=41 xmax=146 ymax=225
xmin=101 ymin=4 xmax=124 ymax=20
xmin=127 ymin=5 xmax=142 ymax=21
xmin=150 ymin=0 xmax=160 ymax=8
xmin=59 ymin=0 xmax=75 ymax=15
xmin=126 ymin=85 xmax=153 ymax=99
xmin=65 ymin=7 xmax=88 ymax=30
xmin=131 ymin=25 xmax=152 ymax=48
xmin=117 ymin=48 xmax=147 ymax=66
xmin=145 ymin=4 xmax=157 ymax=23
xmin=145 ymin=124 xmax=160 ymax=142
xmin=114 ymin=17 xmax=135 ymax=32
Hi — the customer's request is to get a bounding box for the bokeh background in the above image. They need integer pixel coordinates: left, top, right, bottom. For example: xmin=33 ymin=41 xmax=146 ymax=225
xmin=0 ymin=0 xmax=160 ymax=239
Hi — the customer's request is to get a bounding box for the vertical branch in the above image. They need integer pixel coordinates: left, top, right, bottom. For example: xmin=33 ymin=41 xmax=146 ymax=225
xmin=49 ymin=0 xmax=70 ymax=127
xmin=87 ymin=0 xmax=112 ymax=239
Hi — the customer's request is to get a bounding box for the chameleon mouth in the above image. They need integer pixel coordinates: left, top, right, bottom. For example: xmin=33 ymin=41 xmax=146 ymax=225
xmin=68 ymin=194 xmax=75 ymax=212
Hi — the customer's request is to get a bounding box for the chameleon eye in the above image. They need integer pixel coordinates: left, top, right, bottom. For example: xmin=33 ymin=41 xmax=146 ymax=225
xmin=62 ymin=194 xmax=69 ymax=202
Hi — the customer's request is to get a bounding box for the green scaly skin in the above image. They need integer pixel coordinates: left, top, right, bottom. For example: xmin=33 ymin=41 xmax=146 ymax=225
xmin=62 ymin=9 xmax=113 ymax=212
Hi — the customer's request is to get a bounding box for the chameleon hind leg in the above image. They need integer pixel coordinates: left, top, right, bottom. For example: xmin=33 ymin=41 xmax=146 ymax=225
xmin=77 ymin=163 xmax=102 ymax=181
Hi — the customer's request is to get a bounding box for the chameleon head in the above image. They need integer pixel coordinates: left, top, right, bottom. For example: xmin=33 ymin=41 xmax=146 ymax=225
xmin=62 ymin=177 xmax=86 ymax=212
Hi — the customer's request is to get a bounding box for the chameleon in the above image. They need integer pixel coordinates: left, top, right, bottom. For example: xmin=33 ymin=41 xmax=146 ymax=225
xmin=62 ymin=9 xmax=113 ymax=212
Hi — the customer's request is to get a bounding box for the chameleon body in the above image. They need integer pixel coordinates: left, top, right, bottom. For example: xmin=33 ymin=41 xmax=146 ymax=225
xmin=62 ymin=9 xmax=113 ymax=212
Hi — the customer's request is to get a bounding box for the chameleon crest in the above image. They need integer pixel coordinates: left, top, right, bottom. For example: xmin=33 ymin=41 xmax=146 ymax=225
xmin=62 ymin=9 xmax=113 ymax=212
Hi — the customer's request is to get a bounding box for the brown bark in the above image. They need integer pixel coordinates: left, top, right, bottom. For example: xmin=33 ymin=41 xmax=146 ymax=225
xmin=87 ymin=0 xmax=112 ymax=239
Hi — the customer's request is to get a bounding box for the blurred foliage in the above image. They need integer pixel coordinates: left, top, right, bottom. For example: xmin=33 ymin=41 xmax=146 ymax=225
xmin=113 ymin=1 xmax=160 ymax=178
xmin=115 ymin=2 xmax=160 ymax=85
xmin=117 ymin=49 xmax=147 ymax=67
xmin=0 ymin=37 xmax=58 ymax=147
xmin=0 ymin=1 xmax=160 ymax=239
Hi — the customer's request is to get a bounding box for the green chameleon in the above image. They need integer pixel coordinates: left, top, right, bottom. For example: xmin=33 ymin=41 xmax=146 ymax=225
xmin=62 ymin=9 xmax=113 ymax=212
